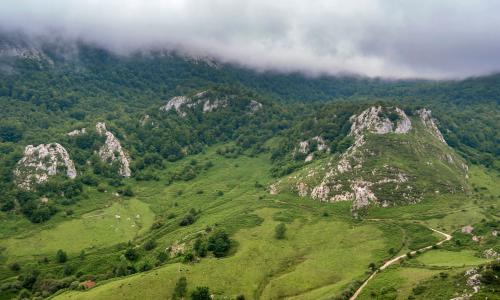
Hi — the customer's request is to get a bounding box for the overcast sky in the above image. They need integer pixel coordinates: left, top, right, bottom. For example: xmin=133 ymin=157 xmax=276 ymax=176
xmin=1 ymin=0 xmax=499 ymax=79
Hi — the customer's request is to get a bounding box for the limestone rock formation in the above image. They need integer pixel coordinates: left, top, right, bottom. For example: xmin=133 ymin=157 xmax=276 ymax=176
xmin=96 ymin=122 xmax=131 ymax=177
xmin=14 ymin=143 xmax=77 ymax=189
xmin=160 ymin=90 xmax=263 ymax=116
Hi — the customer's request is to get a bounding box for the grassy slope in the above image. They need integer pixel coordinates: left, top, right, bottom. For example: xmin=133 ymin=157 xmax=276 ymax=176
xmin=359 ymin=165 xmax=499 ymax=300
xmin=27 ymin=148 xmax=402 ymax=300
xmin=1 ymin=146 xmax=497 ymax=300
xmin=3 ymin=199 xmax=154 ymax=260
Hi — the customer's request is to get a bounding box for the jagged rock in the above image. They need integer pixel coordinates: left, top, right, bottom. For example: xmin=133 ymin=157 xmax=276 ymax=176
xmin=417 ymin=108 xmax=447 ymax=144
xmin=14 ymin=143 xmax=77 ymax=189
xmin=296 ymin=136 xmax=329 ymax=162
xmin=67 ymin=128 xmax=86 ymax=136
xmin=160 ymin=90 xmax=262 ymax=116
xmin=160 ymin=96 xmax=192 ymax=116
xmin=202 ymin=99 xmax=227 ymax=112
xmin=350 ymin=106 xmax=412 ymax=136
xmin=351 ymin=180 xmax=377 ymax=210
xmin=96 ymin=122 xmax=131 ymax=177
xmin=248 ymin=100 xmax=263 ymax=112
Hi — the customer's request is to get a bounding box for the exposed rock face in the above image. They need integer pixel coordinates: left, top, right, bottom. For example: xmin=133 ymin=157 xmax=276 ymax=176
xmin=296 ymin=136 xmax=329 ymax=162
xmin=417 ymin=108 xmax=447 ymax=144
xmin=202 ymin=99 xmax=227 ymax=112
xmin=248 ymin=100 xmax=263 ymax=113
xmin=67 ymin=128 xmax=86 ymax=136
xmin=160 ymin=90 xmax=263 ymax=116
xmin=14 ymin=143 xmax=77 ymax=189
xmin=160 ymin=96 xmax=192 ymax=116
xmin=350 ymin=106 xmax=412 ymax=136
xmin=96 ymin=122 xmax=131 ymax=177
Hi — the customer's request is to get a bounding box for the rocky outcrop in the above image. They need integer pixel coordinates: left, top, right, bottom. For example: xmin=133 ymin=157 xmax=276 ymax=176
xmin=296 ymin=136 xmax=329 ymax=162
xmin=160 ymin=90 xmax=263 ymax=116
xmin=350 ymin=106 xmax=412 ymax=136
xmin=67 ymin=128 xmax=86 ymax=136
xmin=248 ymin=100 xmax=263 ymax=113
xmin=417 ymin=108 xmax=447 ymax=144
xmin=96 ymin=122 xmax=131 ymax=177
xmin=14 ymin=143 xmax=77 ymax=189
xmin=160 ymin=96 xmax=192 ymax=117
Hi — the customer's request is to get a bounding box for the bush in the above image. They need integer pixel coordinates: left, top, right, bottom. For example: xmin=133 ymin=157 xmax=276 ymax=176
xmin=124 ymin=248 xmax=138 ymax=261
xmin=143 ymin=240 xmax=156 ymax=251
xmin=56 ymin=250 xmax=68 ymax=263
xmin=9 ymin=262 xmax=21 ymax=271
xmin=179 ymin=213 xmax=195 ymax=226
xmin=207 ymin=230 xmax=231 ymax=257
xmin=183 ymin=252 xmax=195 ymax=263
xmin=172 ymin=277 xmax=187 ymax=300
xmin=275 ymin=223 xmax=286 ymax=239
xmin=157 ymin=251 xmax=168 ymax=263
xmin=194 ymin=238 xmax=207 ymax=257
xmin=191 ymin=286 xmax=210 ymax=300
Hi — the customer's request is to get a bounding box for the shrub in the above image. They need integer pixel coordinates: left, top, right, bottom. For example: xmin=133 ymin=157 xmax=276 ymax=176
xmin=191 ymin=286 xmax=210 ymax=300
xmin=9 ymin=262 xmax=21 ymax=271
xmin=124 ymin=248 xmax=138 ymax=261
xmin=56 ymin=250 xmax=68 ymax=263
xmin=143 ymin=240 xmax=156 ymax=251
xmin=172 ymin=277 xmax=187 ymax=300
xmin=275 ymin=223 xmax=287 ymax=239
xmin=183 ymin=252 xmax=195 ymax=263
xmin=179 ymin=213 xmax=195 ymax=226
xmin=194 ymin=238 xmax=207 ymax=257
xmin=207 ymin=230 xmax=231 ymax=257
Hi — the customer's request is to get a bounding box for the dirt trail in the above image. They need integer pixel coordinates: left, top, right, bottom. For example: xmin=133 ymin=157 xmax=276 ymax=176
xmin=349 ymin=227 xmax=452 ymax=300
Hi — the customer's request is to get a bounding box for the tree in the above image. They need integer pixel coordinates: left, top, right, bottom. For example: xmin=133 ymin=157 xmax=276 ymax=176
xmin=56 ymin=250 xmax=68 ymax=263
xmin=275 ymin=223 xmax=286 ymax=240
xmin=207 ymin=230 xmax=231 ymax=257
xmin=191 ymin=286 xmax=210 ymax=300
xmin=172 ymin=277 xmax=187 ymax=299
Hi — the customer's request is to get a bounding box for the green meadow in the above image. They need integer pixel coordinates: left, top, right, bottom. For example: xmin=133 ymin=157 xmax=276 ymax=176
xmin=0 ymin=148 xmax=498 ymax=300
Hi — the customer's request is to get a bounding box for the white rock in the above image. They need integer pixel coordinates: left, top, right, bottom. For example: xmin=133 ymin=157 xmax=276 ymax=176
xmin=96 ymin=122 xmax=131 ymax=177
xmin=417 ymin=108 xmax=447 ymax=144
xmin=160 ymin=96 xmax=191 ymax=116
xmin=248 ymin=100 xmax=263 ymax=112
xmin=14 ymin=143 xmax=77 ymax=189
xmin=350 ymin=106 xmax=412 ymax=136
xmin=67 ymin=128 xmax=86 ymax=136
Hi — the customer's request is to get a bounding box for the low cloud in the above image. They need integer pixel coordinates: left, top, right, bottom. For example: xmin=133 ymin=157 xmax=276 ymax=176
xmin=1 ymin=0 xmax=500 ymax=79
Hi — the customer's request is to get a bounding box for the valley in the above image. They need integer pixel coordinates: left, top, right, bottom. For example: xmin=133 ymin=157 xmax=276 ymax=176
xmin=0 ymin=32 xmax=498 ymax=300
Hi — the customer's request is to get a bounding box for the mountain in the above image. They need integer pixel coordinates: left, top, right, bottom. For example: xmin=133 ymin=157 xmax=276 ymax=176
xmin=0 ymin=34 xmax=498 ymax=300
xmin=270 ymin=106 xmax=469 ymax=215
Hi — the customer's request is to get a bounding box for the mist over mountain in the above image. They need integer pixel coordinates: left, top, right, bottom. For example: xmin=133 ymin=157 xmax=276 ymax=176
xmin=2 ymin=0 xmax=500 ymax=79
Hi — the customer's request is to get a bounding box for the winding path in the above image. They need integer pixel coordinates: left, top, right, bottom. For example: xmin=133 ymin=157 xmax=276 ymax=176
xmin=349 ymin=227 xmax=452 ymax=300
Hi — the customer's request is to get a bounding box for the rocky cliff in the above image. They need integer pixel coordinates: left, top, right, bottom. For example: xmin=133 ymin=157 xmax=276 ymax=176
xmin=160 ymin=89 xmax=263 ymax=116
xmin=14 ymin=143 xmax=77 ymax=189
xmin=96 ymin=122 xmax=131 ymax=177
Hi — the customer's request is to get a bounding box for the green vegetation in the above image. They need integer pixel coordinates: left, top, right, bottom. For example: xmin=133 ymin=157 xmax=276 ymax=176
xmin=0 ymin=40 xmax=498 ymax=299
